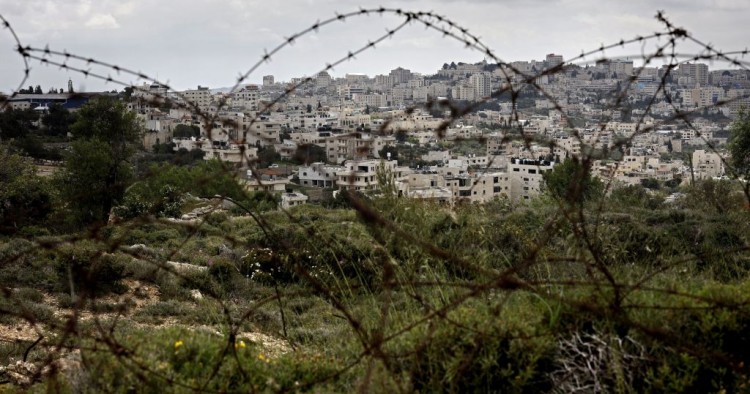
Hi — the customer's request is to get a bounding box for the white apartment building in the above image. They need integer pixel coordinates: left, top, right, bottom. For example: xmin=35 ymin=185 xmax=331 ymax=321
xmin=470 ymin=72 xmax=492 ymax=98
xmin=692 ymin=149 xmax=724 ymax=180
xmin=553 ymin=135 xmax=582 ymax=161
xmin=298 ymin=162 xmax=343 ymax=188
xmin=180 ymin=86 xmax=212 ymax=112
xmin=508 ymin=157 xmax=556 ymax=202
xmin=280 ymin=192 xmax=308 ymax=210
xmin=232 ymin=85 xmax=260 ymax=110
xmin=324 ymin=133 xmax=394 ymax=164
xmin=243 ymin=119 xmax=281 ymax=147
xmin=336 ymin=159 xmax=410 ymax=191
xmin=444 ymin=172 xmax=511 ymax=203
xmin=452 ymin=84 xmax=477 ymax=101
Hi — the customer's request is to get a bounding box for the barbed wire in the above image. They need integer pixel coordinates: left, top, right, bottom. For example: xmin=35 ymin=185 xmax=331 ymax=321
xmin=1 ymin=7 xmax=749 ymax=392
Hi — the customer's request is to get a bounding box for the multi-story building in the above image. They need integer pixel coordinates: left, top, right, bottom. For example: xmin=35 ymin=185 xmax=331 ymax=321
xmin=470 ymin=72 xmax=493 ymax=98
xmin=232 ymin=85 xmax=260 ymax=110
xmin=324 ymin=133 xmax=394 ymax=164
xmin=545 ymin=54 xmax=564 ymax=67
xmin=336 ymin=159 xmax=410 ymax=191
xmin=679 ymin=63 xmax=709 ymax=86
xmin=181 ymin=86 xmax=212 ymax=112
xmin=298 ymin=162 xmax=343 ymax=188
xmin=508 ymin=157 xmax=556 ymax=202
xmin=445 ymin=172 xmax=510 ymax=203
xmin=389 ymin=67 xmax=412 ymax=85
xmin=692 ymin=149 xmax=724 ymax=180
xmin=280 ymin=192 xmax=308 ymax=209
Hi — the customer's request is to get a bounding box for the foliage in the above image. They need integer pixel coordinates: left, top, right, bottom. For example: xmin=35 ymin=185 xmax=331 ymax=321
xmin=53 ymin=240 xmax=128 ymax=297
xmin=608 ymin=184 xmax=663 ymax=210
xmin=728 ymin=110 xmax=750 ymax=204
xmin=256 ymin=145 xmax=281 ymax=168
xmin=678 ymin=178 xmax=745 ymax=214
xmin=172 ymin=124 xmax=200 ymax=139
xmin=543 ymin=158 xmax=603 ymax=205
xmin=378 ymin=144 xmax=398 ymax=161
xmin=10 ymin=134 xmax=63 ymax=161
xmin=0 ymin=149 xmax=57 ymax=233
xmin=0 ymin=108 xmax=38 ymax=140
xmin=41 ymin=103 xmax=76 ymax=136
xmin=5 ymin=8 xmax=750 ymax=394
xmin=56 ymin=96 xmax=143 ymax=225
xmin=292 ymin=143 xmax=327 ymax=165
xmin=113 ymin=184 xmax=183 ymax=219
xmin=57 ymin=138 xmax=135 ymax=225
xmin=76 ymin=327 xmax=342 ymax=392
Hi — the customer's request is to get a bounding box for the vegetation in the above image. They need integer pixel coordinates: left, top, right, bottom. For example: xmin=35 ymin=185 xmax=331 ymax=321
xmin=1 ymin=8 xmax=750 ymax=394
xmin=728 ymin=111 xmax=750 ymax=203
xmin=1 ymin=168 xmax=750 ymax=391
xmin=55 ymin=97 xmax=143 ymax=225
xmin=0 ymin=149 xmax=56 ymax=234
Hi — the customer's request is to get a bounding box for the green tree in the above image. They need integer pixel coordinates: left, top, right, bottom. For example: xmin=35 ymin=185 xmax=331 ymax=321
xmin=728 ymin=111 xmax=750 ymax=203
xmin=256 ymin=145 xmax=281 ymax=168
xmin=116 ymin=160 xmax=254 ymax=220
xmin=640 ymin=178 xmax=660 ymax=190
xmin=12 ymin=134 xmax=62 ymax=161
xmin=0 ymin=149 xmax=56 ymax=233
xmin=292 ymin=143 xmax=327 ymax=165
xmin=542 ymin=158 xmax=603 ymax=205
xmin=41 ymin=103 xmax=76 ymax=136
xmin=609 ymin=184 xmax=662 ymax=210
xmin=173 ymin=124 xmax=200 ymax=139
xmin=58 ymin=97 xmax=143 ymax=225
xmin=0 ymin=108 xmax=38 ymax=140
xmin=378 ymin=145 xmax=398 ymax=161
xmin=729 ymin=111 xmax=750 ymax=178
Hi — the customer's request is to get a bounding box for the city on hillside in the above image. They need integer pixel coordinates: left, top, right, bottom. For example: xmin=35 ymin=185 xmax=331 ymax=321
xmin=3 ymin=56 xmax=749 ymax=208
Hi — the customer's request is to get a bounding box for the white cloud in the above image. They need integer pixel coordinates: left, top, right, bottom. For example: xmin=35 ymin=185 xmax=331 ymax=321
xmin=84 ymin=13 xmax=119 ymax=29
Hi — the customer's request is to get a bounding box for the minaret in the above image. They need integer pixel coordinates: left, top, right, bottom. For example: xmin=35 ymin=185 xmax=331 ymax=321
xmin=67 ymin=79 xmax=74 ymax=93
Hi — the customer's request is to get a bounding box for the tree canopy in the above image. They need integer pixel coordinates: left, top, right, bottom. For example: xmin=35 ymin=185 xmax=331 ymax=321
xmin=58 ymin=96 xmax=143 ymax=225
xmin=0 ymin=149 xmax=56 ymax=233
xmin=542 ymin=158 xmax=603 ymax=205
xmin=728 ymin=111 xmax=750 ymax=180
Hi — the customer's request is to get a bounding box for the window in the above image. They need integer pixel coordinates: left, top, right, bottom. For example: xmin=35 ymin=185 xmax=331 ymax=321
xmin=529 ymin=169 xmax=537 ymax=174
xmin=513 ymin=168 xmax=520 ymax=172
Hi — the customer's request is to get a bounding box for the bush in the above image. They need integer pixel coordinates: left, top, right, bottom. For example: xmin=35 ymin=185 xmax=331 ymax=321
xmin=53 ymin=241 xmax=128 ymax=297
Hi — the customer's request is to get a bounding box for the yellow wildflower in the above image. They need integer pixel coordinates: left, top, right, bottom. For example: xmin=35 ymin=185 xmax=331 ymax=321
xmin=235 ymin=340 xmax=246 ymax=349
xmin=174 ymin=340 xmax=183 ymax=349
xmin=257 ymin=353 xmax=266 ymax=361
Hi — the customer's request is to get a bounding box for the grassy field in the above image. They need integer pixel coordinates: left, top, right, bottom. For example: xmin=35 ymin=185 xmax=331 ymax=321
xmin=1 ymin=180 xmax=750 ymax=392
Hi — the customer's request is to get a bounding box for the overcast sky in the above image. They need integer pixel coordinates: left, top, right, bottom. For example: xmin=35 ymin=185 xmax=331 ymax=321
xmin=1 ymin=0 xmax=748 ymax=93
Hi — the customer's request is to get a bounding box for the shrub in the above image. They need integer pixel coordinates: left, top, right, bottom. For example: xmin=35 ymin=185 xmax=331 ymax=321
xmin=53 ymin=241 xmax=128 ymax=297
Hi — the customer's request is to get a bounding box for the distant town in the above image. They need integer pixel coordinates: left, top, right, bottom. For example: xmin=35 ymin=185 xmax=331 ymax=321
xmin=4 ymin=55 xmax=749 ymax=208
